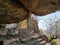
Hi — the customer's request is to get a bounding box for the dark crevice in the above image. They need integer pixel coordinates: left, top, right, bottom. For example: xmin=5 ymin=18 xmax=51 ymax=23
xmin=0 ymin=41 xmax=3 ymax=45
xmin=50 ymin=2 xmax=56 ymax=6
xmin=11 ymin=0 xmax=29 ymax=12
xmin=20 ymin=39 xmax=27 ymax=44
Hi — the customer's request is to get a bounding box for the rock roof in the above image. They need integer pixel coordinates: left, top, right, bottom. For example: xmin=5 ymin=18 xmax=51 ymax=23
xmin=0 ymin=0 xmax=60 ymax=24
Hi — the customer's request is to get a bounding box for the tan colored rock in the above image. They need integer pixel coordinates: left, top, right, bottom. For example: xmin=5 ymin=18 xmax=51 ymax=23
xmin=18 ymin=19 xmax=28 ymax=29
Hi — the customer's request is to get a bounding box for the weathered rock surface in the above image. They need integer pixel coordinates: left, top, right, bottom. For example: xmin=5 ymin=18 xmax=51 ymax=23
xmin=20 ymin=0 xmax=60 ymax=15
xmin=0 ymin=0 xmax=30 ymax=24
xmin=0 ymin=0 xmax=60 ymax=24
xmin=4 ymin=38 xmax=20 ymax=45
xmin=0 ymin=28 xmax=7 ymax=35
xmin=0 ymin=27 xmax=50 ymax=45
xmin=0 ymin=28 xmax=39 ymax=45
xmin=27 ymin=17 xmax=39 ymax=33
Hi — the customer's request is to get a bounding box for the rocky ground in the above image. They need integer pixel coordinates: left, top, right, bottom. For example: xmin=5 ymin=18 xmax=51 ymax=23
xmin=0 ymin=28 xmax=51 ymax=45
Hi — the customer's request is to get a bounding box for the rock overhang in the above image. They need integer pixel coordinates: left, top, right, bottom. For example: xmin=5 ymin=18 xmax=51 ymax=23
xmin=0 ymin=0 xmax=60 ymax=24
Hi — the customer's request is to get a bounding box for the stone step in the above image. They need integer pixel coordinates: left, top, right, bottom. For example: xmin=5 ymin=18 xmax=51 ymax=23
xmin=26 ymin=38 xmax=43 ymax=44
xmin=4 ymin=37 xmax=20 ymax=45
xmin=21 ymin=35 xmax=39 ymax=41
xmin=32 ymin=39 xmax=47 ymax=45
xmin=18 ymin=30 xmax=37 ymax=39
xmin=21 ymin=36 xmax=46 ymax=45
xmin=40 ymin=40 xmax=46 ymax=45
xmin=19 ymin=29 xmax=34 ymax=34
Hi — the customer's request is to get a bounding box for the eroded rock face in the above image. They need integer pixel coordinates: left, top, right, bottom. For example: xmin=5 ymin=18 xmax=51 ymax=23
xmin=20 ymin=0 xmax=60 ymax=15
xmin=0 ymin=0 xmax=30 ymax=24
xmin=0 ymin=0 xmax=60 ymax=24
